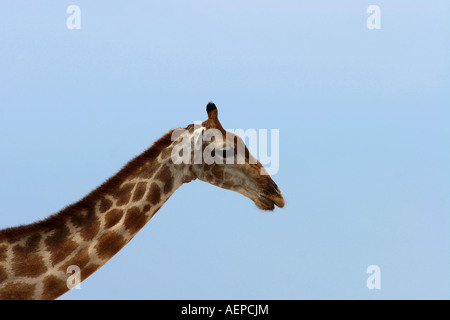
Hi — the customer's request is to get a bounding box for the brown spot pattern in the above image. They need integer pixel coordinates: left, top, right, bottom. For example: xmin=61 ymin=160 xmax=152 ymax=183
xmin=80 ymin=220 xmax=100 ymax=241
xmin=143 ymin=204 xmax=151 ymax=214
xmin=116 ymin=183 xmax=135 ymax=206
xmin=0 ymin=266 xmax=7 ymax=283
xmin=132 ymin=182 xmax=147 ymax=202
xmin=71 ymin=208 xmax=96 ymax=229
xmin=104 ymin=208 xmax=124 ymax=229
xmin=160 ymin=145 xmax=173 ymax=161
xmin=139 ymin=162 xmax=159 ymax=179
xmin=156 ymin=165 xmax=174 ymax=194
xmin=0 ymin=282 xmax=36 ymax=300
xmin=146 ymin=183 xmax=161 ymax=205
xmin=99 ymin=198 xmax=113 ymax=213
xmin=45 ymin=225 xmax=78 ymax=266
xmin=42 ymin=275 xmax=67 ymax=300
xmin=0 ymin=245 xmax=7 ymax=262
xmin=12 ymin=234 xmax=47 ymax=278
xmin=70 ymin=207 xmax=100 ymax=241
xmin=95 ymin=232 xmax=126 ymax=260
xmin=124 ymin=206 xmax=147 ymax=234
xmin=60 ymin=247 xmax=90 ymax=273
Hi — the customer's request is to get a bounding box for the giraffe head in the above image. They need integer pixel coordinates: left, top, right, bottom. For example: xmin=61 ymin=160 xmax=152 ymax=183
xmin=171 ymin=103 xmax=284 ymax=211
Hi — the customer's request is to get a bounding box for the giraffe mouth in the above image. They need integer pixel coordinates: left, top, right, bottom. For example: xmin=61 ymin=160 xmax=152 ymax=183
xmin=256 ymin=193 xmax=285 ymax=211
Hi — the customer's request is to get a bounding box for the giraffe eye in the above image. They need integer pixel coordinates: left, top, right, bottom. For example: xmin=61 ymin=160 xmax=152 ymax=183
xmin=221 ymin=148 xmax=233 ymax=158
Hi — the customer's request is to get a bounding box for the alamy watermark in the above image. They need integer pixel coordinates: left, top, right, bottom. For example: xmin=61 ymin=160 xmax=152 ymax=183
xmin=66 ymin=265 xmax=81 ymax=290
xmin=366 ymin=265 xmax=381 ymax=290
xmin=170 ymin=123 xmax=280 ymax=175
xmin=366 ymin=5 xmax=381 ymax=30
xmin=66 ymin=5 xmax=81 ymax=30
xmin=65 ymin=5 xmax=382 ymax=31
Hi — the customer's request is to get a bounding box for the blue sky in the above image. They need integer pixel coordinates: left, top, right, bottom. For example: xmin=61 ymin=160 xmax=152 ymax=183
xmin=0 ymin=1 xmax=448 ymax=299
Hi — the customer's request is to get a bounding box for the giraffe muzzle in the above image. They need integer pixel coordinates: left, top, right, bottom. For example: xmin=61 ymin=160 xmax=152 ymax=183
xmin=256 ymin=184 xmax=285 ymax=210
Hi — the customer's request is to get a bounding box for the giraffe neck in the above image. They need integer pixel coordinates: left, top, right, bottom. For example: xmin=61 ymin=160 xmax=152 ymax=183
xmin=0 ymin=129 xmax=192 ymax=299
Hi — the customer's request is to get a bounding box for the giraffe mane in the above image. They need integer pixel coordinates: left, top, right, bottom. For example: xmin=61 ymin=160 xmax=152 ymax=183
xmin=0 ymin=128 xmax=177 ymax=242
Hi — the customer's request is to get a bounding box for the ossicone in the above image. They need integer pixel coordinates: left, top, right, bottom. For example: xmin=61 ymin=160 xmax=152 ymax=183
xmin=206 ymin=102 xmax=217 ymax=113
xmin=206 ymin=102 xmax=219 ymax=121
xmin=203 ymin=101 xmax=224 ymax=131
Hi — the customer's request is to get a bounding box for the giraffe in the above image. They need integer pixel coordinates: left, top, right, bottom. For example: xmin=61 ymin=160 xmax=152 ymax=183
xmin=0 ymin=102 xmax=284 ymax=300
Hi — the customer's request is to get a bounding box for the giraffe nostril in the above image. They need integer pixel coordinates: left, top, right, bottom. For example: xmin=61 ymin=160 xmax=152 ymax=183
xmin=268 ymin=181 xmax=280 ymax=194
xmin=273 ymin=183 xmax=280 ymax=193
